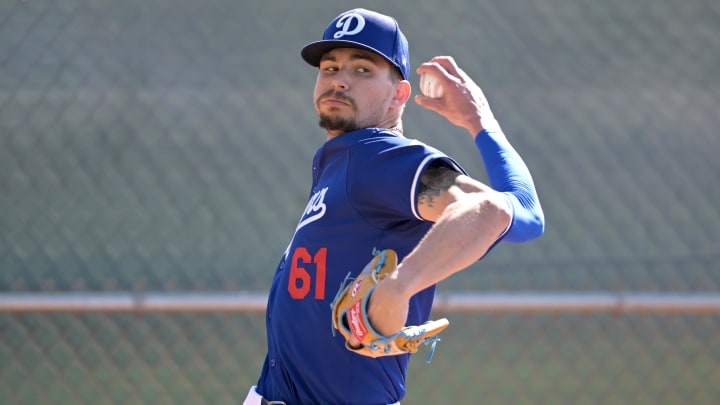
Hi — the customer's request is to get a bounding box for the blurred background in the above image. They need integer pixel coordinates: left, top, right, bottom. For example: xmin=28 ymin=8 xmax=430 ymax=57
xmin=1 ymin=0 xmax=719 ymax=404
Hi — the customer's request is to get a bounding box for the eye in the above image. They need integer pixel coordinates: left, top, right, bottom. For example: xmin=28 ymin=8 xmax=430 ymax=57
xmin=318 ymin=61 xmax=338 ymax=72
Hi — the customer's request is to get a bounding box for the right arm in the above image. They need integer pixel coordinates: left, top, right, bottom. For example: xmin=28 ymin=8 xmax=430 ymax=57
xmin=360 ymin=56 xmax=545 ymax=339
xmin=415 ymin=56 xmax=544 ymax=243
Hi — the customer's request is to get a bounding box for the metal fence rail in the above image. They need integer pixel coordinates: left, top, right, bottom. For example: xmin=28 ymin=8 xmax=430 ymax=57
xmin=3 ymin=292 xmax=720 ymax=313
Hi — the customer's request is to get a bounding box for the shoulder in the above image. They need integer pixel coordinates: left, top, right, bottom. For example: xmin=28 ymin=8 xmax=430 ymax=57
xmin=350 ymin=130 xmax=453 ymax=163
xmin=351 ymin=129 xmax=418 ymax=149
xmin=415 ymin=160 xmax=466 ymax=220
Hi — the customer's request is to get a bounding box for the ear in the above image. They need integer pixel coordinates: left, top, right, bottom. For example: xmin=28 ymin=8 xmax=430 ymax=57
xmin=391 ymin=80 xmax=411 ymax=108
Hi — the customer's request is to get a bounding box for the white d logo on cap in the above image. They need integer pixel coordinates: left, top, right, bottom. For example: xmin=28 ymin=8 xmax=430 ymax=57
xmin=333 ymin=13 xmax=365 ymax=39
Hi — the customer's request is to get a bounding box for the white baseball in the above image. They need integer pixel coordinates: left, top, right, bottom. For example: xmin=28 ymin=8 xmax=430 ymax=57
xmin=419 ymin=73 xmax=444 ymax=98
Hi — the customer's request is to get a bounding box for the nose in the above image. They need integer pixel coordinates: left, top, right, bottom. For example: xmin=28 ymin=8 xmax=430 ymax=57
xmin=331 ymin=69 xmax=350 ymax=90
xmin=331 ymin=79 xmax=349 ymax=91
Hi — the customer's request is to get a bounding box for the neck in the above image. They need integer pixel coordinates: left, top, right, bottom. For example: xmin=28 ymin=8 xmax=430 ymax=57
xmin=326 ymin=125 xmax=403 ymax=140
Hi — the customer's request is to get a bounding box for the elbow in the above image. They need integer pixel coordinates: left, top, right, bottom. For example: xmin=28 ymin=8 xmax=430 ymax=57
xmin=504 ymin=217 xmax=544 ymax=243
xmin=502 ymin=195 xmax=545 ymax=243
xmin=526 ymin=210 xmax=545 ymax=240
xmin=523 ymin=200 xmax=545 ymax=240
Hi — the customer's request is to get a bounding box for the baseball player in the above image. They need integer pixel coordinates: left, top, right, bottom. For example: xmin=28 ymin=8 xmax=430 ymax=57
xmin=244 ymin=8 xmax=544 ymax=405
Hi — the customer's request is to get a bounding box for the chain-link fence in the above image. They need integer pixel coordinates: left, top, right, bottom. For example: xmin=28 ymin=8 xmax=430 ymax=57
xmin=1 ymin=0 xmax=719 ymax=403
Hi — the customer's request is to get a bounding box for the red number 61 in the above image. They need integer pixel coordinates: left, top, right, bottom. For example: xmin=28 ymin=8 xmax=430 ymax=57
xmin=287 ymin=247 xmax=327 ymax=300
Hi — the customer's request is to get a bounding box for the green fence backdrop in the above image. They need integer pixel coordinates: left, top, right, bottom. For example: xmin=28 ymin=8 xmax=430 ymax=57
xmin=1 ymin=0 xmax=719 ymax=404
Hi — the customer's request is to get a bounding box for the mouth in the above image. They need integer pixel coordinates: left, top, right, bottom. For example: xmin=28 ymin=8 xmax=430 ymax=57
xmin=321 ymin=97 xmax=350 ymax=106
xmin=318 ymin=91 xmax=353 ymax=108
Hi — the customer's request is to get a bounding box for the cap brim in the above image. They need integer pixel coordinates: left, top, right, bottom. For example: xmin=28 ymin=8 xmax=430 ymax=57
xmin=301 ymin=40 xmax=394 ymax=69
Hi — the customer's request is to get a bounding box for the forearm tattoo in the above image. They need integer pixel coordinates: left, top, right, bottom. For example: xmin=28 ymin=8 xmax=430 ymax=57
xmin=418 ymin=162 xmax=460 ymax=209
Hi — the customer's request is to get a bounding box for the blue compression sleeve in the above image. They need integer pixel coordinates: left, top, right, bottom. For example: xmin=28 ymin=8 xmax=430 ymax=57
xmin=475 ymin=128 xmax=544 ymax=243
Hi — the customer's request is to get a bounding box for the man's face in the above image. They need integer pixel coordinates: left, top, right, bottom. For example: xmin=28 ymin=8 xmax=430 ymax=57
xmin=314 ymin=47 xmax=401 ymax=137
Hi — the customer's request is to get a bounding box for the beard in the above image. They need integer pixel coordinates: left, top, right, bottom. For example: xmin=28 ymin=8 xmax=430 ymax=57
xmin=316 ymin=90 xmax=359 ymax=133
xmin=318 ymin=113 xmax=359 ymax=133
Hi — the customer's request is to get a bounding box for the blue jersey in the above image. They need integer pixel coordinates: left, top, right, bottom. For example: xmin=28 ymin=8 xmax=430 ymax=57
xmin=256 ymin=128 xmax=465 ymax=405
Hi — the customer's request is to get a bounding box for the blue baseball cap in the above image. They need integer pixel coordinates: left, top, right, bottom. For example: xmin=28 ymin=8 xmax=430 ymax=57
xmin=301 ymin=8 xmax=410 ymax=80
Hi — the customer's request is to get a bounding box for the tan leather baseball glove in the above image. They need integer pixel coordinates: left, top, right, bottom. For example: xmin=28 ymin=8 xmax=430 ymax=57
xmin=330 ymin=249 xmax=449 ymax=362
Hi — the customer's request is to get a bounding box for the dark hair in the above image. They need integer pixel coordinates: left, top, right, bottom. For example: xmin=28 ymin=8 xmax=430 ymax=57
xmin=389 ymin=66 xmax=404 ymax=82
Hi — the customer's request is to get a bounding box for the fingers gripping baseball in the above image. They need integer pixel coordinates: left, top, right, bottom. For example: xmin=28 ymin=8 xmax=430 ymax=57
xmin=415 ymin=56 xmax=498 ymax=136
xmin=420 ymin=73 xmax=444 ymax=98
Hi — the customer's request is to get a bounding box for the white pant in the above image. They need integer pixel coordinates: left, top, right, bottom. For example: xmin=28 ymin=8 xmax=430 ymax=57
xmin=243 ymin=386 xmax=269 ymax=405
xmin=243 ymin=386 xmax=400 ymax=405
